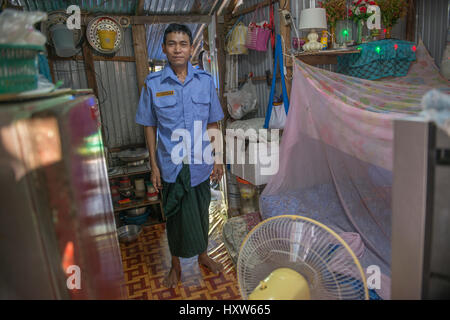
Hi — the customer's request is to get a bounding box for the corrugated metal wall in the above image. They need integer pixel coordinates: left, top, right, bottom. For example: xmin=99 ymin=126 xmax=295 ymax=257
xmin=237 ymin=0 xmax=281 ymax=118
xmin=53 ymin=59 xmax=88 ymax=90
xmin=143 ymin=0 xmax=218 ymax=61
xmin=14 ymin=0 xmax=138 ymax=13
xmin=52 ymin=27 xmax=142 ymax=149
xmin=416 ymin=0 xmax=449 ymax=68
xmin=93 ymin=27 xmax=142 ymax=149
xmin=146 ymin=23 xmax=202 ymax=61
xmin=95 ymin=60 xmax=141 ymax=148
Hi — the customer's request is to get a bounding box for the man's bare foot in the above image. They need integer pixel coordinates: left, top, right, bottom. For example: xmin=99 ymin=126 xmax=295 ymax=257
xmin=162 ymin=265 xmax=181 ymax=288
xmin=163 ymin=257 xmax=181 ymax=288
xmin=198 ymin=252 xmax=224 ymax=274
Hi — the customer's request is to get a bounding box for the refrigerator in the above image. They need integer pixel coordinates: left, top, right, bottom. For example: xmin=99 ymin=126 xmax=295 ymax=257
xmin=0 ymin=92 xmax=125 ymax=299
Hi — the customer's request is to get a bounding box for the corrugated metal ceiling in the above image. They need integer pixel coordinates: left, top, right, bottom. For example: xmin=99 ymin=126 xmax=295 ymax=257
xmin=12 ymin=0 xmax=138 ymax=14
xmin=13 ymin=0 xmax=220 ymax=60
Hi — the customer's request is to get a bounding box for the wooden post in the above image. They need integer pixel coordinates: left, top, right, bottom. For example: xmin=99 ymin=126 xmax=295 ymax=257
xmin=405 ymin=0 xmax=416 ymax=42
xmin=131 ymin=25 xmax=150 ymax=94
xmin=215 ymin=14 xmax=227 ymax=116
xmin=279 ymin=0 xmax=292 ymax=99
xmin=133 ymin=0 xmax=149 ymax=94
xmin=82 ymin=42 xmax=99 ymax=97
xmin=46 ymin=45 xmax=57 ymax=84
xmin=136 ymin=0 xmax=145 ymax=16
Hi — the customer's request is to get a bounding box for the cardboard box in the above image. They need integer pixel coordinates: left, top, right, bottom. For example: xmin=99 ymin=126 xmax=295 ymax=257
xmin=227 ymin=136 xmax=280 ymax=186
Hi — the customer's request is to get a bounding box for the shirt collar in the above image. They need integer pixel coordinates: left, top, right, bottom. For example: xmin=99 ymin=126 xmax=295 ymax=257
xmin=161 ymin=62 xmax=197 ymax=84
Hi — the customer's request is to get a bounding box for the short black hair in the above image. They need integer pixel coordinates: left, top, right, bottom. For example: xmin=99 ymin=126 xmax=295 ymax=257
xmin=163 ymin=24 xmax=193 ymax=45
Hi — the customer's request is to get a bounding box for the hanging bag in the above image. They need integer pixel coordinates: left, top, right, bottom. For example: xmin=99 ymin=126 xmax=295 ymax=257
xmin=264 ymin=34 xmax=290 ymax=129
xmin=255 ymin=22 xmax=271 ymax=52
xmin=225 ymin=76 xmax=257 ymax=120
xmin=245 ymin=4 xmax=271 ymax=52
xmin=226 ymin=16 xmax=248 ymax=55
xmin=245 ymin=24 xmax=258 ymax=50
xmin=268 ymin=101 xmax=287 ymax=129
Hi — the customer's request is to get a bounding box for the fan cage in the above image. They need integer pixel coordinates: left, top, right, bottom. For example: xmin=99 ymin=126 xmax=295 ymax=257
xmin=237 ymin=215 xmax=369 ymax=300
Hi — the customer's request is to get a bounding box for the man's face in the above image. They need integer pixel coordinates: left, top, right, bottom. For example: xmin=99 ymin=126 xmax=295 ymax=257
xmin=162 ymin=32 xmax=193 ymax=68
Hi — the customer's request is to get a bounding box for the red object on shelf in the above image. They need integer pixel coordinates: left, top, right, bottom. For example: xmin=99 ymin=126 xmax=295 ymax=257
xmin=118 ymin=198 xmax=131 ymax=205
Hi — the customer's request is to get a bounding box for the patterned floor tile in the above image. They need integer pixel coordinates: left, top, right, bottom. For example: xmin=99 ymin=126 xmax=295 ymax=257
xmin=120 ymin=202 xmax=242 ymax=300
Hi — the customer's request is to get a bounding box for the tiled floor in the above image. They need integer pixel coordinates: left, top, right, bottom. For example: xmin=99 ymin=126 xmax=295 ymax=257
xmin=119 ymin=201 xmax=241 ymax=300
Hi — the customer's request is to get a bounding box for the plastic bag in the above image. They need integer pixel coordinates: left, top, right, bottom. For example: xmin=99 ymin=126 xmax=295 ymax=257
xmin=226 ymin=22 xmax=248 ymax=55
xmin=420 ymin=89 xmax=450 ymax=137
xmin=245 ymin=3 xmax=271 ymax=52
xmin=0 ymin=9 xmax=47 ymax=46
xmin=225 ymin=79 xmax=257 ymax=119
xmin=268 ymin=101 xmax=287 ymax=129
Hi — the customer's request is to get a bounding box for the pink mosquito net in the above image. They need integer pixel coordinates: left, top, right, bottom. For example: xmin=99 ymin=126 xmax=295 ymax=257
xmin=259 ymin=40 xmax=450 ymax=290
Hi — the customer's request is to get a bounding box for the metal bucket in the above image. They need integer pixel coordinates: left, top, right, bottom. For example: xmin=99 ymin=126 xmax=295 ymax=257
xmin=50 ymin=23 xmax=77 ymax=57
xmin=117 ymin=225 xmax=142 ymax=243
xmin=97 ymin=29 xmax=117 ymax=50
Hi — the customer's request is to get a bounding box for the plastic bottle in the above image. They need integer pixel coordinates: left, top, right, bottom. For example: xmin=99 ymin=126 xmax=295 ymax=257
xmin=320 ymin=30 xmax=328 ymax=50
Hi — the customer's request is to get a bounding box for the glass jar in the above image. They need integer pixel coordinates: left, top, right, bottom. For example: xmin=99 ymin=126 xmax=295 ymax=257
xmin=110 ymin=186 xmax=120 ymax=204
xmin=119 ymin=177 xmax=131 ymax=188
xmin=134 ymin=178 xmax=145 ymax=191
xmin=147 ymin=192 xmax=158 ymax=202
xmin=146 ymin=182 xmax=159 ymax=201
xmin=237 ymin=177 xmax=258 ymax=215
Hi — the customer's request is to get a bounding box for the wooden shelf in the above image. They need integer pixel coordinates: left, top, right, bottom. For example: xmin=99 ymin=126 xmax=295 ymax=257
xmin=295 ymin=48 xmax=360 ymax=65
xmin=109 ymin=163 xmax=165 ymax=221
xmin=114 ymin=198 xmax=162 ymax=213
xmin=108 ymin=162 xmax=151 ymax=179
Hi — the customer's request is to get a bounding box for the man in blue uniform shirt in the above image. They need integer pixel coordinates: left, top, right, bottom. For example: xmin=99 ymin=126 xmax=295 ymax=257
xmin=135 ymin=24 xmax=224 ymax=288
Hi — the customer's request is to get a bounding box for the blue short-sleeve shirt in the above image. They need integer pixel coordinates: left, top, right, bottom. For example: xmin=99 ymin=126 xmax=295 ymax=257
xmin=135 ymin=62 xmax=224 ymax=187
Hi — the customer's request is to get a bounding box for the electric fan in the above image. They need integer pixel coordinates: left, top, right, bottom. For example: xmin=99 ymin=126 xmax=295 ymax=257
xmin=237 ymin=215 xmax=369 ymax=300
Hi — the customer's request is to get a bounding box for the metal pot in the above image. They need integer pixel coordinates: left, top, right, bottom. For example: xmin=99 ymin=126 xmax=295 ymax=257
xmin=126 ymin=206 xmax=147 ymax=217
xmin=126 ymin=159 xmax=145 ymax=167
xmin=118 ymin=148 xmax=149 ymax=163
xmin=117 ymin=225 xmax=142 ymax=243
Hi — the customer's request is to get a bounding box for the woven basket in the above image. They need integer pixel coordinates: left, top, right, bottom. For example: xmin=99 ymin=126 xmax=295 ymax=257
xmin=0 ymin=44 xmax=44 ymax=94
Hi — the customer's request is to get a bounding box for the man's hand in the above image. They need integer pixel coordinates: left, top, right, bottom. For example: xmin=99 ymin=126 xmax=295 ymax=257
xmin=151 ymin=165 xmax=163 ymax=192
xmin=210 ymin=163 xmax=223 ymax=183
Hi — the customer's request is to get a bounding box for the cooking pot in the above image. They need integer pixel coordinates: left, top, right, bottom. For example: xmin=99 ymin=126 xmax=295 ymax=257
xmin=117 ymin=225 xmax=142 ymax=243
xmin=118 ymin=148 xmax=149 ymax=163
xmin=126 ymin=206 xmax=147 ymax=217
xmin=126 ymin=159 xmax=145 ymax=167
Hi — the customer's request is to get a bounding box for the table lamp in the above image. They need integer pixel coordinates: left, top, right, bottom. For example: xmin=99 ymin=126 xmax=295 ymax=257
xmin=299 ymin=8 xmax=327 ymax=52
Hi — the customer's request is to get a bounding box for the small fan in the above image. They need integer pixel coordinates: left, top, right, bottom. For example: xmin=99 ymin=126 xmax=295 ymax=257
xmin=237 ymin=215 xmax=369 ymax=300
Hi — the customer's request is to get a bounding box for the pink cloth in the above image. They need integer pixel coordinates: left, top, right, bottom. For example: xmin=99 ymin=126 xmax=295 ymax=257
xmin=339 ymin=232 xmax=365 ymax=258
xmin=260 ymin=40 xmax=448 ymax=300
xmin=340 ymin=232 xmax=391 ymax=300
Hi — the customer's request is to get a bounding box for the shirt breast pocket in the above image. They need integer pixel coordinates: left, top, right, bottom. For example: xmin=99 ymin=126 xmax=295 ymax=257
xmin=154 ymin=96 xmax=178 ymax=123
xmin=192 ymin=94 xmax=210 ymax=121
